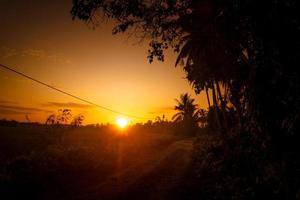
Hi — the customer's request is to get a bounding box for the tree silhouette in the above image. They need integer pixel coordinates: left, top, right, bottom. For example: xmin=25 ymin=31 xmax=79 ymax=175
xmin=57 ymin=109 xmax=72 ymax=124
xmin=71 ymin=2 xmax=300 ymax=197
xmin=155 ymin=114 xmax=166 ymax=123
xmin=71 ymin=114 xmax=84 ymax=127
xmin=45 ymin=109 xmax=72 ymax=125
xmin=45 ymin=114 xmax=56 ymax=125
xmin=70 ymin=0 xmax=236 ymax=135
xmin=71 ymin=0 xmax=300 ymax=139
xmin=172 ymin=93 xmax=199 ymax=136
xmin=172 ymin=93 xmax=198 ymax=122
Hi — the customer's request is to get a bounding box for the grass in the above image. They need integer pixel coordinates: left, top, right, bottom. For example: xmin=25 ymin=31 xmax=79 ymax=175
xmin=0 ymin=123 xmax=195 ymax=200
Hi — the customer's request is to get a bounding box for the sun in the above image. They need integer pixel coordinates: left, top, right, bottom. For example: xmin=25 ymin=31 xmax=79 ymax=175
xmin=116 ymin=117 xmax=129 ymax=129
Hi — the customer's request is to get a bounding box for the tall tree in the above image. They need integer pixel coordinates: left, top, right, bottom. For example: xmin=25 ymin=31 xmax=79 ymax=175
xmin=71 ymin=1 xmax=300 ymax=198
xmin=172 ymin=93 xmax=199 ymax=136
xmin=172 ymin=93 xmax=198 ymax=123
xmin=71 ymin=0 xmax=300 ymax=142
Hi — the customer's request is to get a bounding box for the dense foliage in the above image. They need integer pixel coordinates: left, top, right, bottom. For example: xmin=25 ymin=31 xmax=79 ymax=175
xmin=0 ymin=122 xmax=179 ymax=199
xmin=172 ymin=93 xmax=200 ymax=136
xmin=71 ymin=0 xmax=300 ymax=199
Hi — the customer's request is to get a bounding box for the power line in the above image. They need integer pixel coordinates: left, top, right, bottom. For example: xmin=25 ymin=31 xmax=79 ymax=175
xmin=0 ymin=63 xmax=152 ymax=120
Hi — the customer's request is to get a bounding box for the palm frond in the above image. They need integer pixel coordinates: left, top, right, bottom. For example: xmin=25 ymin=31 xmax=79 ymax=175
xmin=175 ymin=39 xmax=193 ymax=67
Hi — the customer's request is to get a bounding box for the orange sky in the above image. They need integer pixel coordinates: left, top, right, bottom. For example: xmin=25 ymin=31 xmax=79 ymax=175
xmin=0 ymin=0 xmax=207 ymax=124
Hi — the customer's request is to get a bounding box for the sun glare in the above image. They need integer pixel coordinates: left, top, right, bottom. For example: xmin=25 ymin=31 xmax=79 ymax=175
xmin=116 ymin=117 xmax=129 ymax=129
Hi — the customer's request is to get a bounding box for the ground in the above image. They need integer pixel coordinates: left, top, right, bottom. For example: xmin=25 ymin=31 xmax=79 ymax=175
xmin=0 ymin=124 xmax=194 ymax=200
xmin=77 ymin=139 xmax=193 ymax=200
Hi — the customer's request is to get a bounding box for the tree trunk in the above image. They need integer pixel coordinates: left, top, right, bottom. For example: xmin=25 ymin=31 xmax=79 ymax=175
xmin=205 ymin=87 xmax=211 ymax=108
xmin=212 ymin=82 xmax=222 ymax=134
xmin=216 ymin=81 xmax=224 ymax=106
xmin=216 ymin=81 xmax=228 ymax=132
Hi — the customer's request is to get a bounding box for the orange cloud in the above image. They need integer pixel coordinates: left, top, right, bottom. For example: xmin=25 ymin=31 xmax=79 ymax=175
xmin=0 ymin=46 xmax=72 ymax=64
xmin=42 ymin=102 xmax=94 ymax=109
xmin=0 ymin=105 xmax=51 ymax=115
xmin=147 ymin=106 xmax=174 ymax=114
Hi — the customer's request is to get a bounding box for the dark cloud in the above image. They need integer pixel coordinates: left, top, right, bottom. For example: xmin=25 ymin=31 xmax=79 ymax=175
xmin=0 ymin=108 xmax=31 ymax=115
xmin=0 ymin=46 xmax=18 ymax=58
xmin=0 ymin=100 xmax=18 ymax=104
xmin=42 ymin=102 xmax=94 ymax=109
xmin=148 ymin=106 xmax=174 ymax=114
xmin=0 ymin=104 xmax=50 ymax=113
xmin=0 ymin=46 xmax=72 ymax=64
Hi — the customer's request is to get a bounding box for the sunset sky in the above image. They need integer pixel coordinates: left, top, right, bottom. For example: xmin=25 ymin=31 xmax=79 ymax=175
xmin=0 ymin=0 xmax=207 ymax=124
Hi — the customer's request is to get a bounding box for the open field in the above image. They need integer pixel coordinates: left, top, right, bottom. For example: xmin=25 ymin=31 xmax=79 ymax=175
xmin=0 ymin=124 xmax=195 ymax=200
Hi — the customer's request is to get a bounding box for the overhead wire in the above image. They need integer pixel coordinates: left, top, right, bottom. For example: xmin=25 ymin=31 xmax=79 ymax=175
xmin=0 ymin=63 xmax=153 ymax=120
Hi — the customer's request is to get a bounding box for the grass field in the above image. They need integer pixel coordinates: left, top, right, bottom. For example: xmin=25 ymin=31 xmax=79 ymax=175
xmin=0 ymin=123 xmax=195 ymax=200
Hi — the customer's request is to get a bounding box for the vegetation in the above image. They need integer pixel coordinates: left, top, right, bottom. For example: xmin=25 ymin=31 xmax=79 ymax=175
xmin=45 ymin=109 xmax=80 ymax=126
xmin=172 ymin=93 xmax=199 ymax=136
xmin=71 ymin=0 xmax=300 ymax=199
xmin=0 ymin=119 xmax=189 ymax=199
xmin=0 ymin=0 xmax=299 ymax=199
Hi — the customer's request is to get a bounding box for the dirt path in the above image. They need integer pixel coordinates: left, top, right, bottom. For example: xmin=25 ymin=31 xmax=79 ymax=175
xmin=122 ymin=139 xmax=194 ymax=200
xmin=75 ymin=139 xmax=194 ymax=200
xmin=75 ymin=140 xmax=193 ymax=200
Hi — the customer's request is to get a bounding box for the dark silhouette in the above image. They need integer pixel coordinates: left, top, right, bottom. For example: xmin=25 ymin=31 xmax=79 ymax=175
xmin=72 ymin=0 xmax=300 ymax=199
xmin=45 ymin=114 xmax=56 ymax=125
xmin=56 ymin=109 xmax=72 ymax=124
xmin=0 ymin=120 xmax=190 ymax=200
xmin=45 ymin=109 xmax=74 ymax=125
xmin=71 ymin=114 xmax=84 ymax=127
xmin=172 ymin=93 xmax=199 ymax=136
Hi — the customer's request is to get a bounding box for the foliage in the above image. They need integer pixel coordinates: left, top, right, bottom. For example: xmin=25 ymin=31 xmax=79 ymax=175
xmin=56 ymin=109 xmax=72 ymax=124
xmin=44 ymin=109 xmax=85 ymax=144
xmin=45 ymin=109 xmax=72 ymax=125
xmin=45 ymin=114 xmax=57 ymax=125
xmin=172 ymin=93 xmax=198 ymax=123
xmin=71 ymin=0 xmax=300 ymax=199
xmin=155 ymin=114 xmax=166 ymax=124
xmin=71 ymin=0 xmax=300 ymax=136
xmin=0 ymin=123 xmax=179 ymax=199
xmin=71 ymin=114 xmax=85 ymax=127
xmin=45 ymin=109 xmax=84 ymax=126
xmin=172 ymin=93 xmax=200 ymax=136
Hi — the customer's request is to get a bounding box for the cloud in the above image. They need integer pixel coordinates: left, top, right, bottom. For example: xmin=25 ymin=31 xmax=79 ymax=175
xmin=42 ymin=102 xmax=94 ymax=109
xmin=0 ymin=46 xmax=72 ymax=64
xmin=0 ymin=104 xmax=50 ymax=113
xmin=0 ymin=108 xmax=30 ymax=115
xmin=148 ymin=106 xmax=174 ymax=114
xmin=0 ymin=46 xmax=18 ymax=58
xmin=0 ymin=100 xmax=18 ymax=104
xmin=21 ymin=49 xmax=47 ymax=59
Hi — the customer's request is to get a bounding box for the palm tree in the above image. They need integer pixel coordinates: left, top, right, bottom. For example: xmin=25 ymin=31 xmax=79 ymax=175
xmin=172 ymin=93 xmax=199 ymax=125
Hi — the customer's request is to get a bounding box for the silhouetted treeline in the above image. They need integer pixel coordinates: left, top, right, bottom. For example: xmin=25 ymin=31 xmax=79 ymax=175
xmin=0 ymin=119 xmax=40 ymax=127
xmin=72 ymin=0 xmax=300 ymax=199
xmin=0 ymin=120 xmax=183 ymax=200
